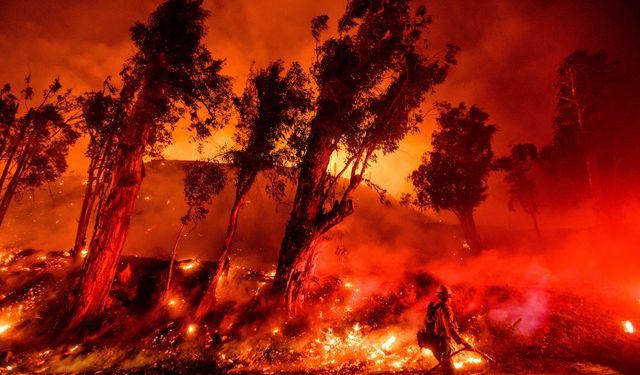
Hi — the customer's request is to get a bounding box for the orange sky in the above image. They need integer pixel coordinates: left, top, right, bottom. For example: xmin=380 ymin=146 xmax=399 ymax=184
xmin=0 ymin=0 xmax=638 ymax=197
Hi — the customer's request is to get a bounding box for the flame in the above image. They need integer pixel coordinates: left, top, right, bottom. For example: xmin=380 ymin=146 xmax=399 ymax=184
xmin=381 ymin=335 xmax=396 ymax=351
xmin=0 ymin=324 xmax=11 ymax=335
xmin=623 ymin=320 xmax=634 ymax=333
xmin=454 ymin=355 xmax=482 ymax=369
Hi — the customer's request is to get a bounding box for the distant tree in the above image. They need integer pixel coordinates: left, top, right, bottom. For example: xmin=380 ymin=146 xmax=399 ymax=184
xmin=71 ymin=79 xmax=125 ymax=257
xmin=407 ymin=102 xmax=496 ymax=252
xmin=165 ymin=161 xmax=225 ymax=298
xmin=495 ymin=143 xmax=540 ymax=236
xmin=0 ymin=77 xmax=80 ymax=228
xmin=272 ymin=0 xmax=458 ymax=313
xmin=63 ymin=0 xmax=233 ymax=332
xmin=195 ymin=60 xmax=313 ymax=319
xmin=540 ymin=50 xmax=611 ymax=212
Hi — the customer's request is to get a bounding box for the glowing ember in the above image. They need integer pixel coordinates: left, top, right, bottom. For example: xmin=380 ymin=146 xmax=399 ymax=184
xmin=454 ymin=355 xmax=482 ymax=369
xmin=187 ymin=324 xmax=197 ymax=335
xmin=80 ymin=248 xmax=88 ymax=258
xmin=272 ymin=328 xmax=280 ymax=334
xmin=167 ymin=299 xmax=177 ymax=306
xmin=179 ymin=261 xmax=198 ymax=271
xmin=623 ymin=320 xmax=634 ymax=333
xmin=0 ymin=324 xmax=11 ymax=335
xmin=381 ymin=335 xmax=396 ymax=351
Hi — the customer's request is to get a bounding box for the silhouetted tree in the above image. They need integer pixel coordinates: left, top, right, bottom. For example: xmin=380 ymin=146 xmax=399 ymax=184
xmin=166 ymin=161 xmax=225 ymax=297
xmin=64 ymin=0 xmax=232 ymax=332
xmin=0 ymin=77 xmax=80 ymax=227
xmin=407 ymin=102 xmax=496 ymax=252
xmin=541 ymin=50 xmax=611 ymax=213
xmin=272 ymin=0 xmax=458 ymax=313
xmin=195 ymin=60 xmax=313 ymax=319
xmin=496 ymin=143 xmax=540 ymax=236
xmin=72 ymin=79 xmax=125 ymax=257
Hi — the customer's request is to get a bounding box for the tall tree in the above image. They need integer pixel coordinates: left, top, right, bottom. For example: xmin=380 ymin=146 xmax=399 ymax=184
xmin=0 ymin=78 xmax=80 ymax=227
xmin=496 ymin=143 xmax=540 ymax=236
xmin=195 ymin=61 xmax=313 ymax=319
xmin=541 ymin=50 xmax=611 ymax=213
xmin=406 ymin=102 xmax=496 ymax=252
xmin=72 ymin=80 xmax=125 ymax=257
xmin=272 ymin=0 xmax=457 ymax=313
xmin=63 ymin=0 xmax=232 ymax=332
xmin=166 ymin=161 xmax=225 ymax=298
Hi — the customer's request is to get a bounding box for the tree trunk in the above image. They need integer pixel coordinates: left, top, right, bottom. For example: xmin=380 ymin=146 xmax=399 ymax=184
xmin=72 ymin=172 xmax=96 ymax=257
xmin=165 ymin=219 xmax=187 ymax=298
xmin=195 ymin=173 xmax=256 ymax=320
xmin=274 ymin=234 xmax=322 ymax=315
xmin=63 ymin=80 xmax=161 ymax=332
xmin=0 ymin=140 xmax=32 ymax=227
xmin=531 ymin=212 xmax=541 ymax=238
xmin=457 ymin=210 xmax=482 ymax=252
xmin=272 ymin=109 xmax=339 ymax=312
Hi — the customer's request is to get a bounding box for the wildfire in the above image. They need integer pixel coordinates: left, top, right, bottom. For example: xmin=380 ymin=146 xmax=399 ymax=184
xmin=623 ymin=320 xmax=634 ymax=333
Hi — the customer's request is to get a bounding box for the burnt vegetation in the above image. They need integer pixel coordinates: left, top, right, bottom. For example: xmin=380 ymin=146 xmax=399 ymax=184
xmin=0 ymin=0 xmax=639 ymax=374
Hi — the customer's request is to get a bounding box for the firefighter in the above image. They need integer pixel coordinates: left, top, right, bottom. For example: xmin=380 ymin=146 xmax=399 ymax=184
xmin=424 ymin=284 xmax=473 ymax=375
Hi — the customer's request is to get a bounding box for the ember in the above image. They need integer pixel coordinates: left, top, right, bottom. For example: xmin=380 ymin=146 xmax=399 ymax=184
xmin=179 ymin=260 xmax=199 ymax=271
xmin=187 ymin=324 xmax=198 ymax=335
xmin=623 ymin=320 xmax=634 ymax=334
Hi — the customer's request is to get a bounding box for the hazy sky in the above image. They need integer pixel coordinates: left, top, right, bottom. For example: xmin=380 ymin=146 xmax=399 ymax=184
xmin=1 ymin=0 xmax=638 ymax=195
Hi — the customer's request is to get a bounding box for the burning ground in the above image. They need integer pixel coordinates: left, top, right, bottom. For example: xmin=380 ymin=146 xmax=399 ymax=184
xmin=0 ymin=162 xmax=639 ymax=374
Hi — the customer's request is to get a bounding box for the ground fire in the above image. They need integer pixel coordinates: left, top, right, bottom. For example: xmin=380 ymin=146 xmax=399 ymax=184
xmin=1 ymin=0 xmax=640 ymax=374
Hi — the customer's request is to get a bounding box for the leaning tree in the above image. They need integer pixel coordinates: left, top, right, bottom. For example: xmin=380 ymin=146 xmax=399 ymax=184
xmin=166 ymin=161 xmax=225 ymax=298
xmin=0 ymin=77 xmax=80 ymax=228
xmin=63 ymin=0 xmax=232 ymax=332
xmin=407 ymin=102 xmax=496 ymax=252
xmin=195 ymin=60 xmax=313 ymax=319
xmin=272 ymin=0 xmax=458 ymax=313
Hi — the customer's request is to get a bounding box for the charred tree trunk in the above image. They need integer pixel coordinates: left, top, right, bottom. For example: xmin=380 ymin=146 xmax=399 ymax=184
xmin=64 ymin=80 xmax=162 ymax=332
xmin=195 ymin=172 xmax=256 ymax=320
